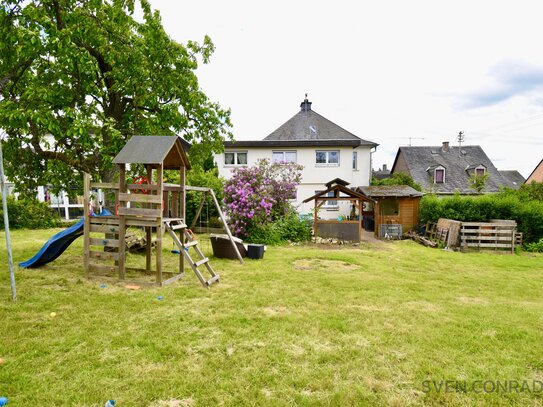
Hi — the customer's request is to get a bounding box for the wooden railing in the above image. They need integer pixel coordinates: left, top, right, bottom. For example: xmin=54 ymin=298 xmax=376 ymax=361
xmin=460 ymin=222 xmax=517 ymax=253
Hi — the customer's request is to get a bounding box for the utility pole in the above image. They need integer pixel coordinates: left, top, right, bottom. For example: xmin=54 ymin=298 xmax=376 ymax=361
xmin=0 ymin=137 xmax=16 ymax=301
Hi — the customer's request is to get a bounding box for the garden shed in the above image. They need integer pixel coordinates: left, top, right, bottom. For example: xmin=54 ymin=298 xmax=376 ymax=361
xmin=303 ymin=178 xmax=373 ymax=242
xmin=357 ymin=185 xmax=423 ymax=238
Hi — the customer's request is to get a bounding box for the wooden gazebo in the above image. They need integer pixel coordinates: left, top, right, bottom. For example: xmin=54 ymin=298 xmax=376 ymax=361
xmin=303 ymin=178 xmax=373 ymax=242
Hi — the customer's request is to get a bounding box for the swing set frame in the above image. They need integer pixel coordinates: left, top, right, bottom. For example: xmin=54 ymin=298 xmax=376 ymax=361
xmin=183 ymin=185 xmax=244 ymax=264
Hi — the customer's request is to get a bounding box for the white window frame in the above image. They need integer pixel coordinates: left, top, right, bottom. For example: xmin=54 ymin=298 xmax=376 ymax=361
xmin=272 ymin=150 xmax=297 ymax=164
xmin=434 ymin=166 xmax=446 ymax=184
xmin=315 ymin=150 xmax=340 ymax=166
xmin=224 ymin=151 xmax=248 ymax=167
xmin=316 ymin=190 xmax=338 ymax=209
xmin=352 ymin=151 xmax=358 ymax=170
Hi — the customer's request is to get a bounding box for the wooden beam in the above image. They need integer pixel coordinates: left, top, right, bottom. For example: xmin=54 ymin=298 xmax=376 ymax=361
xmin=209 ymin=188 xmax=244 ymax=264
xmin=83 ymin=173 xmax=90 ymax=277
xmin=118 ymin=164 xmax=127 ymax=280
xmin=156 ymin=164 xmax=163 ymax=284
xmin=118 ymin=192 xmax=162 ymax=204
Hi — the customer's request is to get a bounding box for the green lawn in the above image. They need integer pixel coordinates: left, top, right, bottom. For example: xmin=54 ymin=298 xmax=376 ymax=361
xmin=0 ymin=228 xmax=542 ymax=406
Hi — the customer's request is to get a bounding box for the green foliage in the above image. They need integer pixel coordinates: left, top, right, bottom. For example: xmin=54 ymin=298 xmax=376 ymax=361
xmin=371 ymin=173 xmax=422 ymax=191
xmin=419 ymin=191 xmax=543 ymax=243
xmin=524 ymin=238 xmax=543 ymax=252
xmin=0 ymin=196 xmax=62 ymax=229
xmin=185 ymin=168 xmax=224 ymax=228
xmin=245 ymin=210 xmax=312 ymax=245
xmin=468 ymin=172 xmax=488 ymax=193
xmin=0 ymin=0 xmax=232 ymax=196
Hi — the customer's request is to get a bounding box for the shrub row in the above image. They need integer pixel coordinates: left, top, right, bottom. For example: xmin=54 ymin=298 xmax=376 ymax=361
xmin=419 ymin=193 xmax=543 ymax=244
xmin=245 ymin=210 xmax=312 ymax=245
xmin=0 ymin=195 xmax=62 ymax=229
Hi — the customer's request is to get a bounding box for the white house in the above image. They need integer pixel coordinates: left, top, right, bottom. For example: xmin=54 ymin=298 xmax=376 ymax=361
xmin=215 ymin=97 xmax=378 ymax=218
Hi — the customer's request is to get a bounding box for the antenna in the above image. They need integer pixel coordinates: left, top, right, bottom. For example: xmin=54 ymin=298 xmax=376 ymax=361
xmin=394 ymin=137 xmax=425 ymax=146
xmin=457 ymin=131 xmax=465 ymax=156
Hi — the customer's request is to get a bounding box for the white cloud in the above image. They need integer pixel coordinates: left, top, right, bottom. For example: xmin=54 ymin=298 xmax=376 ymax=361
xmin=148 ymin=0 xmax=543 ymax=178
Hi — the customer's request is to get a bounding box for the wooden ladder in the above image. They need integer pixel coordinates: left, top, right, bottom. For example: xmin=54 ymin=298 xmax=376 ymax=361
xmin=164 ymin=219 xmax=220 ymax=288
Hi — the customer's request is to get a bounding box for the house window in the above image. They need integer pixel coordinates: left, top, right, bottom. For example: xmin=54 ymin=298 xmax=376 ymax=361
xmin=352 ymin=151 xmax=358 ymax=170
xmin=316 ymin=190 xmax=338 ymax=209
xmin=434 ymin=168 xmax=445 ymax=183
xmin=224 ymin=151 xmax=247 ymax=166
xmin=272 ymin=151 xmax=297 ymax=163
xmin=316 ymin=150 xmax=340 ymax=166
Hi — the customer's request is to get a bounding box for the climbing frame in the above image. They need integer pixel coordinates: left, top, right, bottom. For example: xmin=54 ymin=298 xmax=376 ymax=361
xmin=83 ymin=135 xmax=219 ymax=287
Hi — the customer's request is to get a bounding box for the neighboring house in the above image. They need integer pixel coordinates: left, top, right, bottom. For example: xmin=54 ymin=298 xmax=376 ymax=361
xmin=525 ymin=159 xmax=543 ymax=184
xmin=372 ymin=164 xmax=391 ymax=180
xmin=391 ymin=142 xmax=518 ymax=194
xmin=215 ymin=97 xmax=378 ymax=217
xmin=499 ymin=171 xmax=525 ymax=189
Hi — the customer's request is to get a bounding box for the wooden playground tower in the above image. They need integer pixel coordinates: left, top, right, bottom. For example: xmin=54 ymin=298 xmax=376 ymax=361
xmin=82 ymin=136 xmax=230 ymax=287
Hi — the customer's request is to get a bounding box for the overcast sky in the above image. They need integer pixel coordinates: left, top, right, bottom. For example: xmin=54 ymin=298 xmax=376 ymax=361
xmin=148 ymin=0 xmax=542 ymax=178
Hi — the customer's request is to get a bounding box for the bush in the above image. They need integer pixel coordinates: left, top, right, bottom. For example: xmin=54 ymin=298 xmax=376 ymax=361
xmin=524 ymin=238 xmax=543 ymax=252
xmin=0 ymin=196 xmax=62 ymax=229
xmin=245 ymin=210 xmax=312 ymax=245
xmin=185 ymin=168 xmax=224 ymax=228
xmin=371 ymin=173 xmax=422 ymax=191
xmin=419 ymin=191 xmax=543 ymax=243
xmin=223 ymin=159 xmax=303 ymax=239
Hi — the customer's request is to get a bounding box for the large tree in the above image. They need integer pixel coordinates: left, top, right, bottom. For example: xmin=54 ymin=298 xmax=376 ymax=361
xmin=0 ymin=0 xmax=232 ymax=195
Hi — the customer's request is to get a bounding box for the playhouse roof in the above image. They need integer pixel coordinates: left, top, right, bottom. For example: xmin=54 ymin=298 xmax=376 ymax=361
xmin=113 ymin=136 xmax=191 ymax=170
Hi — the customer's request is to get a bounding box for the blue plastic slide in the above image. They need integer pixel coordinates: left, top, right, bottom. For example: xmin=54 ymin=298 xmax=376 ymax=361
xmin=19 ymin=209 xmax=112 ymax=268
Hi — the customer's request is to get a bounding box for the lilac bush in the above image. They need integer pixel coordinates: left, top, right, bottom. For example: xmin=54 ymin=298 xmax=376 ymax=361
xmin=224 ymin=159 xmax=303 ymax=238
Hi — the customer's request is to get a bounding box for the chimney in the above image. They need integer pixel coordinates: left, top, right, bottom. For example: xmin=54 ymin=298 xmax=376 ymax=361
xmin=382 ymin=164 xmax=388 ymax=172
xmin=442 ymin=141 xmax=450 ymax=152
xmin=300 ymin=96 xmax=312 ymax=112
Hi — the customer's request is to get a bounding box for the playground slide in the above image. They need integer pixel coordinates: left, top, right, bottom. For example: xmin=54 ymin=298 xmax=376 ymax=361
xmin=19 ymin=209 xmax=112 ymax=268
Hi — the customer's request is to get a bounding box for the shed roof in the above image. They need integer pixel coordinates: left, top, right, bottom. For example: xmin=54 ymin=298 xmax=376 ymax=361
xmin=357 ymin=185 xmax=423 ymax=198
xmin=113 ymin=136 xmax=191 ymax=170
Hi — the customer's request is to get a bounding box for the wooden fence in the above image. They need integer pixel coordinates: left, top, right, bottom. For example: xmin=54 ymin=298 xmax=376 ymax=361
xmin=460 ymin=222 xmax=517 ymax=254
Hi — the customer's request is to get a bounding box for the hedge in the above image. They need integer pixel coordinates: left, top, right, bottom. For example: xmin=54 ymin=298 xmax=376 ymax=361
xmin=419 ymin=193 xmax=543 ymax=244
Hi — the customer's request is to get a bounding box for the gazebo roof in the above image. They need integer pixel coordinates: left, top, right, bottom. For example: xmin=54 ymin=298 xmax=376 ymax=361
xmin=113 ymin=135 xmax=191 ymax=170
xmin=303 ymin=180 xmax=373 ymax=203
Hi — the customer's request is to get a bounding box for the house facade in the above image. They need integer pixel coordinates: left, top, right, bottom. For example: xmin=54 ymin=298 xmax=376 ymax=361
xmin=391 ymin=142 xmax=519 ymax=194
xmin=215 ymin=98 xmax=378 ymax=217
xmin=526 ymin=159 xmax=543 ymax=184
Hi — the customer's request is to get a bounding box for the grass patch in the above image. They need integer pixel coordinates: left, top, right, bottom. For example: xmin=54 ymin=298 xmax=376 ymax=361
xmin=0 ymin=228 xmax=542 ymax=405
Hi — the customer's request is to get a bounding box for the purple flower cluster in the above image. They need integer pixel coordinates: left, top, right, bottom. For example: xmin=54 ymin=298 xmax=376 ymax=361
xmin=223 ymin=159 xmax=303 ymax=238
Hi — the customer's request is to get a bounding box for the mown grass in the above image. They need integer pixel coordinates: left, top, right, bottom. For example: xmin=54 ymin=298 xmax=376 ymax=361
xmin=0 ymin=228 xmax=542 ymax=406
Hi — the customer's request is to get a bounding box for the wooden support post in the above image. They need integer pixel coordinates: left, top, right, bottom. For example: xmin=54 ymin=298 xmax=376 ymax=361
xmin=358 ymin=200 xmax=363 ymax=241
xmin=145 ymin=166 xmax=152 ymax=272
xmin=83 ymin=173 xmax=91 ymax=276
xmin=118 ymin=165 xmax=127 ymax=280
xmin=179 ymin=165 xmax=185 ymax=274
xmin=156 ymin=164 xmax=163 ymax=284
